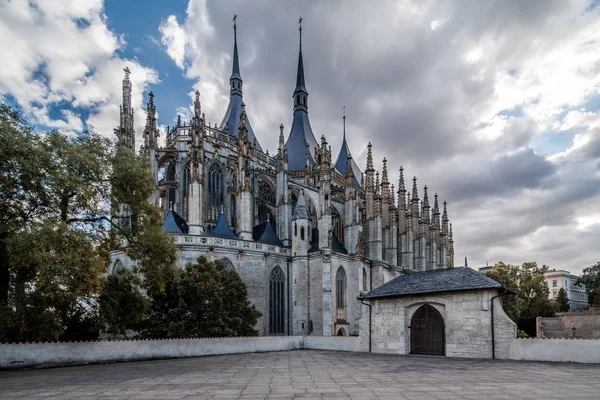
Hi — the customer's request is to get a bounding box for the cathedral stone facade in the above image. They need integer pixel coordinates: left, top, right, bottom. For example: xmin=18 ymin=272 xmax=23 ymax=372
xmin=111 ymin=21 xmax=455 ymax=337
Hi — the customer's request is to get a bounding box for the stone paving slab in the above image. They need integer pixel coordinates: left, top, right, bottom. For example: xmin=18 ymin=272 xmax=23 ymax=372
xmin=0 ymin=350 xmax=599 ymax=399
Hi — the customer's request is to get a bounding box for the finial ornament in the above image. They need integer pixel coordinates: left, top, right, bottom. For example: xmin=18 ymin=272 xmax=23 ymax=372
xmin=124 ymin=66 xmax=131 ymax=77
xmin=299 ymin=16 xmax=303 ymax=48
xmin=343 ymin=105 xmax=346 ymax=140
xmin=233 ymin=14 xmax=237 ymax=29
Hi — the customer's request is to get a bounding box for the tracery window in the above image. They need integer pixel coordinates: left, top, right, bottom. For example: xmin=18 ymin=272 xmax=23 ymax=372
xmin=257 ymin=180 xmax=276 ymax=229
xmin=336 ymin=267 xmax=347 ymax=321
xmin=230 ymin=194 xmax=237 ymax=229
xmin=182 ymin=163 xmax=190 ymax=220
xmin=206 ymin=162 xmax=224 ymax=222
xmin=332 ymin=206 xmax=344 ymax=245
xmin=167 ymin=162 xmax=176 ymax=210
xmin=269 ymin=266 xmax=285 ymax=335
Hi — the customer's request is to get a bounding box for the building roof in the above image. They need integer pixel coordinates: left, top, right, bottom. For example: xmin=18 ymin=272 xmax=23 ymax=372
xmin=361 ymin=267 xmax=507 ymax=300
xmin=162 ymin=209 xmax=189 ymax=234
xmin=334 ymin=138 xmax=362 ymax=186
xmin=285 ymin=110 xmax=318 ymax=171
xmin=292 ymin=189 xmax=310 ymax=220
xmin=210 ymin=210 xmax=237 ymax=239
xmin=252 ymin=220 xmax=283 ymax=246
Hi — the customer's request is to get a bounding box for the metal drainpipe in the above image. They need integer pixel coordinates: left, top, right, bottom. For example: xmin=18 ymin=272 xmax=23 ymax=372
xmin=287 ymin=257 xmax=291 ymax=336
xmin=490 ymin=287 xmax=508 ymax=359
xmin=360 ymin=298 xmax=372 ymax=352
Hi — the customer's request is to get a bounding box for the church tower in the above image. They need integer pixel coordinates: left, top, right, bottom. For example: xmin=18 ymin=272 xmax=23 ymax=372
xmin=285 ymin=18 xmax=319 ymax=172
xmin=115 ymin=67 xmax=135 ymax=151
xmin=219 ymin=17 xmax=262 ymax=150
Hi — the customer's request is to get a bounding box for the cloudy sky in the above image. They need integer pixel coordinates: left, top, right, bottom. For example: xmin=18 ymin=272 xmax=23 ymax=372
xmin=1 ymin=0 xmax=599 ymax=274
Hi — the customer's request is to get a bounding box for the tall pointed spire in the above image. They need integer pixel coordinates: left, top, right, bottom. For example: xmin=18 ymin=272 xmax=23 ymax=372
xmin=343 ymin=105 xmax=346 ymax=141
xmin=432 ymin=193 xmax=440 ymax=229
xmin=422 ymin=186 xmax=430 ymax=224
xmin=412 ymin=177 xmax=419 ymax=201
xmin=230 ymin=14 xmax=242 ymax=93
xmin=293 ymin=16 xmax=308 ymax=112
xmin=218 ymin=16 xmax=262 ymax=151
xmin=284 ymin=16 xmax=318 ymax=171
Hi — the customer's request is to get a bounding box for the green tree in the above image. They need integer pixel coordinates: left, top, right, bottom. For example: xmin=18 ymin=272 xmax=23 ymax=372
xmin=99 ymin=269 xmax=149 ymax=337
xmin=518 ymin=262 xmax=556 ymax=318
xmin=141 ymin=257 xmax=262 ymax=338
xmin=0 ymin=103 xmax=177 ymax=342
xmin=577 ymin=262 xmax=600 ymax=306
xmin=485 ymin=262 xmax=520 ymax=323
xmin=556 ymin=288 xmax=570 ymax=312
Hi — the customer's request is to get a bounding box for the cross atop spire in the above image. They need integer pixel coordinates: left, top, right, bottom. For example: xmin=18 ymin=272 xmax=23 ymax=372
xmin=230 ymin=15 xmax=242 ymax=89
xmin=294 ymin=16 xmax=307 ymax=97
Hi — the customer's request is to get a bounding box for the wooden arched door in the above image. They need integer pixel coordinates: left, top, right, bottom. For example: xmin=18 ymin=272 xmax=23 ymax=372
xmin=410 ymin=305 xmax=445 ymax=355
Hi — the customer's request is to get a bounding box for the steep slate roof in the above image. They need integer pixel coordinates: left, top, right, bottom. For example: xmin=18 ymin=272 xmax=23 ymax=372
xmin=252 ymin=220 xmax=283 ymax=246
xmin=286 ymin=111 xmax=318 ymax=170
xmin=361 ymin=267 xmax=507 ymax=300
xmin=331 ymin=231 xmax=347 ymax=254
xmin=334 ymin=139 xmax=362 ymax=187
xmin=210 ymin=211 xmax=237 ymax=239
xmin=219 ymin=94 xmax=263 ymax=151
xmin=162 ymin=209 xmax=189 ymax=234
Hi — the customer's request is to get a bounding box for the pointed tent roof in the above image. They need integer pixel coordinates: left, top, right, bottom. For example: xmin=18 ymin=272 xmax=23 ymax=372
xmin=334 ymin=110 xmax=362 ymax=186
xmin=162 ymin=210 xmax=189 ymax=234
xmin=210 ymin=210 xmax=237 ymax=239
xmin=219 ymin=19 xmax=263 ymax=151
xmin=252 ymin=220 xmax=283 ymax=246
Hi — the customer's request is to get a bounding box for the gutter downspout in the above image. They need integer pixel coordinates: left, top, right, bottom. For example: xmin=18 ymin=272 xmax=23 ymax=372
xmin=490 ymin=286 xmax=508 ymax=359
xmin=360 ymin=298 xmax=372 ymax=352
xmin=287 ymin=257 xmax=291 ymax=336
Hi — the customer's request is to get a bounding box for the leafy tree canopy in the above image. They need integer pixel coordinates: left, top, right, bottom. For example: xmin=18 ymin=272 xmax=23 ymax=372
xmin=577 ymin=261 xmax=600 ymax=306
xmin=141 ymin=257 xmax=262 ymax=339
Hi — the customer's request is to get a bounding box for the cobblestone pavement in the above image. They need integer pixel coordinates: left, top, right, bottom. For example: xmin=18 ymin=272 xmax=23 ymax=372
xmin=1 ymin=350 xmax=599 ymax=399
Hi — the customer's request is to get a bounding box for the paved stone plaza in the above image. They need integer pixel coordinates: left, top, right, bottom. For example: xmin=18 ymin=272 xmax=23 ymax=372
xmin=1 ymin=350 xmax=599 ymax=399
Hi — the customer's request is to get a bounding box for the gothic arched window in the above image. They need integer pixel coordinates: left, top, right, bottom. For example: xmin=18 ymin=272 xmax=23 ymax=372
xmin=362 ymin=268 xmax=368 ymax=291
xmin=332 ymin=206 xmax=344 ymax=245
xmin=167 ymin=162 xmax=176 ymax=210
xmin=336 ymin=267 xmax=347 ymax=321
xmin=182 ymin=163 xmax=190 ymax=220
xmin=112 ymin=260 xmax=124 ymax=276
xmin=230 ymin=194 xmax=237 ymax=229
xmin=257 ymin=180 xmax=276 ymax=229
xmin=269 ymin=266 xmax=285 ymax=335
xmin=206 ymin=162 xmax=224 ymax=223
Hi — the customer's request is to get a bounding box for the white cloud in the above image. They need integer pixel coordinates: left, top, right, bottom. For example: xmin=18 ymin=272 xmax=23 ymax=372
xmin=0 ymin=0 xmax=158 ymax=141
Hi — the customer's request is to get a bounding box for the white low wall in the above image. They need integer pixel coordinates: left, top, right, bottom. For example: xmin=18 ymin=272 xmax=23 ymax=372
xmin=0 ymin=336 xmax=361 ymax=369
xmin=502 ymin=338 xmax=600 ymax=363
xmin=303 ymin=336 xmax=362 ymax=352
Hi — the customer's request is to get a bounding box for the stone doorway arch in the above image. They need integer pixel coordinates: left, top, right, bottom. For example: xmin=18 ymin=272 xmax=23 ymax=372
xmin=336 ymin=327 xmax=347 ymax=336
xmin=410 ymin=304 xmax=445 ymax=355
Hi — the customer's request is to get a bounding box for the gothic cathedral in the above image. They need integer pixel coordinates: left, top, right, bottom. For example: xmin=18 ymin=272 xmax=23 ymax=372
xmin=111 ymin=20 xmax=455 ymax=336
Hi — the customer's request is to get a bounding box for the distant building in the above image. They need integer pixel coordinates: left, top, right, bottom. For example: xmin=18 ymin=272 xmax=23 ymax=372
xmin=478 ymin=266 xmax=588 ymax=311
xmin=544 ymin=270 xmax=588 ymax=311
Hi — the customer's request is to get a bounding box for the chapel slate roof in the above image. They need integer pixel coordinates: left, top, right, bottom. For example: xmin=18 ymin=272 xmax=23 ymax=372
xmin=210 ymin=211 xmax=237 ymax=239
xmin=162 ymin=209 xmax=189 ymax=234
xmin=360 ymin=267 xmax=506 ymax=299
xmin=252 ymin=220 xmax=283 ymax=246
